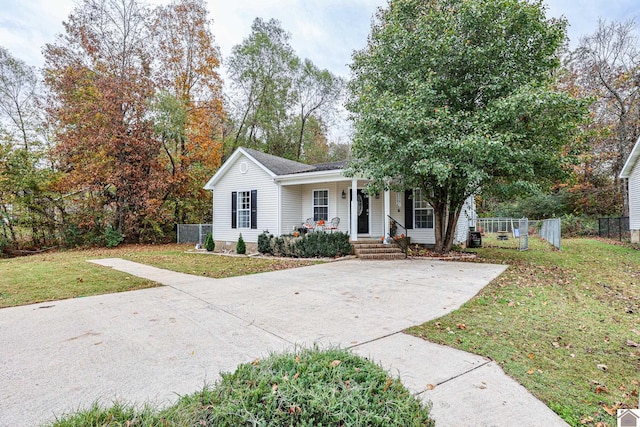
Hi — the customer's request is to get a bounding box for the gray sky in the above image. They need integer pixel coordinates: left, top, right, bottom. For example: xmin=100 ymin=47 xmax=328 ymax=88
xmin=1 ymin=0 xmax=639 ymax=78
xmin=1 ymin=0 xmax=639 ymax=142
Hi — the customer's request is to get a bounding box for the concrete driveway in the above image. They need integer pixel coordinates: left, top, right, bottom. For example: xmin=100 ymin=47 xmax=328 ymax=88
xmin=0 ymin=258 xmax=568 ymax=426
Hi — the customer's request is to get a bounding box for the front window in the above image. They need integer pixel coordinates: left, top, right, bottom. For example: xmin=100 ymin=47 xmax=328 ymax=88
xmin=414 ymin=188 xmax=434 ymax=229
xmin=313 ymin=190 xmax=329 ymax=221
xmin=238 ymin=190 xmax=251 ymax=228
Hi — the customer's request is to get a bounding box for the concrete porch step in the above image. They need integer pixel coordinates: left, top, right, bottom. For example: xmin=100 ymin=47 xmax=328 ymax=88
xmin=356 ymin=247 xmax=403 ymax=255
xmin=352 ymin=239 xmax=406 ymax=260
xmin=358 ymin=252 xmax=406 ymax=260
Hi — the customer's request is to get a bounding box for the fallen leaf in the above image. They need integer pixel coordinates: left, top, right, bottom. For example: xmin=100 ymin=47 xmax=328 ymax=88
xmin=528 ymin=353 xmax=535 ymax=360
xmin=597 ymin=364 xmax=608 ymax=371
xmin=627 ymin=340 xmax=640 ymax=347
xmin=456 ymin=323 xmax=466 ymax=330
xmin=330 ymin=360 xmax=341 ymax=367
xmin=527 ymin=369 xmax=534 ymax=375
xmin=383 ymin=378 xmax=393 ymax=392
xmin=272 ymin=384 xmax=278 ymax=393
xmin=293 ymin=372 xmax=300 ymax=380
xmin=251 ymin=358 xmax=259 ymax=366
xmin=552 ymin=342 xmax=560 ymax=348
xmin=595 ymin=385 xmax=609 ymax=394
xmin=295 ymin=356 xmax=300 ymax=363
xmin=426 ymin=384 xmax=435 ymax=390
xmin=602 ymin=403 xmax=617 ymax=416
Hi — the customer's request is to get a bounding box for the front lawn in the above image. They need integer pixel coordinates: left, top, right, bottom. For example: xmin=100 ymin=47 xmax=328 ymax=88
xmin=407 ymin=238 xmax=640 ymax=426
xmin=0 ymin=244 xmax=319 ymax=308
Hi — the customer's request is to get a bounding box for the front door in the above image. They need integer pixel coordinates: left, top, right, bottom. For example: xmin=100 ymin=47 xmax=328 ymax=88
xmin=356 ymin=189 xmax=369 ymax=234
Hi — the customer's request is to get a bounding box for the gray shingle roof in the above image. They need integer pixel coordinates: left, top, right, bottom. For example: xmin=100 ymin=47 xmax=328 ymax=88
xmin=242 ymin=147 xmax=347 ymax=176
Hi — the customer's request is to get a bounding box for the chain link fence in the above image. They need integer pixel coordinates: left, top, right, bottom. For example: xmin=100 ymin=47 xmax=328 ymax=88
xmin=539 ymin=218 xmax=561 ymax=250
xmin=177 ymin=224 xmax=212 ymax=245
xmin=598 ymin=217 xmax=630 ymax=241
xmin=472 ymin=217 xmax=529 ymax=251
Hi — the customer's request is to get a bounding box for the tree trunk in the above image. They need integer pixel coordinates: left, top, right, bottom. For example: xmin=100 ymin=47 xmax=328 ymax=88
xmin=433 ymin=200 xmax=462 ymax=254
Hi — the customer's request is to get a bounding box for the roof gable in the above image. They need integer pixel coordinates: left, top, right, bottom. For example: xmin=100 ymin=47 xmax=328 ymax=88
xmin=242 ymin=147 xmax=313 ymax=175
xmin=621 ymin=136 xmax=640 ymax=179
xmin=204 ymin=147 xmax=348 ymax=190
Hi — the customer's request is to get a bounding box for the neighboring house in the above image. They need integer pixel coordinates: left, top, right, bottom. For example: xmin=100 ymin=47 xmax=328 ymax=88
xmin=621 ymin=136 xmax=640 ymax=243
xmin=203 ymin=147 xmax=474 ymax=247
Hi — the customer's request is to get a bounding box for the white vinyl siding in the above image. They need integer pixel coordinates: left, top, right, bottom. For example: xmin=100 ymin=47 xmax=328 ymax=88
xmin=630 ymin=160 xmax=640 ymax=230
xmin=455 ymin=196 xmax=476 ymax=244
xmin=369 ymin=191 xmax=383 ymax=238
xmin=280 ymin=185 xmax=302 ymax=235
xmin=212 ymin=154 xmax=277 ymax=243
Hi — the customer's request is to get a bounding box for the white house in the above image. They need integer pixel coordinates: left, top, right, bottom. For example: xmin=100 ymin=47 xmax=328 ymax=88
xmin=203 ymin=147 xmax=475 ymax=248
xmin=621 ymin=136 xmax=640 ymax=243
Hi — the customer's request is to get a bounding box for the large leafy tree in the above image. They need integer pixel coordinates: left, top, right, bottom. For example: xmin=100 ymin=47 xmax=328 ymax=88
xmin=44 ymin=0 xmax=158 ymax=241
xmin=226 ymin=18 xmax=344 ymax=162
xmin=0 ymin=46 xmax=60 ymax=249
xmin=348 ymin=0 xmax=586 ymax=253
xmin=151 ymin=0 xmax=225 ymax=227
xmin=570 ymin=19 xmax=640 ymax=217
xmin=226 ymin=18 xmax=297 ymax=158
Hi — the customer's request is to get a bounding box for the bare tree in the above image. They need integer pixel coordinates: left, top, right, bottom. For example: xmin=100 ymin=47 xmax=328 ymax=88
xmin=0 ymin=46 xmax=41 ymax=150
xmin=574 ymin=19 xmax=640 ymax=216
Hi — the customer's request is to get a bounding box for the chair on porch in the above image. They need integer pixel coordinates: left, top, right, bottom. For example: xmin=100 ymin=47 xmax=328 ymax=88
xmin=304 ymin=218 xmax=316 ymax=231
xmin=326 ymin=217 xmax=340 ymax=232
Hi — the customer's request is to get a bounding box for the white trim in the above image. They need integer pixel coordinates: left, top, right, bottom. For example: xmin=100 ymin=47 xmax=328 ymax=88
xmin=384 ymin=190 xmax=390 ymax=238
xmin=350 ymin=179 xmax=358 ymax=240
xmin=621 ymin=136 xmax=640 ymax=178
xmin=276 ymin=182 xmax=282 ymax=235
xmin=277 ymin=170 xmax=352 ymax=186
xmin=204 ymin=148 xmax=277 ymax=190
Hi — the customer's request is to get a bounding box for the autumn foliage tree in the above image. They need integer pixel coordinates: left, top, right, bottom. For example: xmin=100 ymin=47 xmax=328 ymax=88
xmin=152 ymin=0 xmax=225 ymax=226
xmin=43 ymin=0 xmax=158 ymax=242
xmin=566 ymin=19 xmax=640 ymax=216
xmin=42 ymin=0 xmax=225 ymax=244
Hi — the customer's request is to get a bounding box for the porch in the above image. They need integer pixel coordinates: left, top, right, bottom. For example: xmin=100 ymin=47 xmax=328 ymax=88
xmin=277 ymin=176 xmax=399 ymax=242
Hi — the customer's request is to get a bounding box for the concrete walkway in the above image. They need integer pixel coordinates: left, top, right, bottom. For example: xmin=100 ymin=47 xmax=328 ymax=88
xmin=0 ymin=258 xmax=568 ymax=426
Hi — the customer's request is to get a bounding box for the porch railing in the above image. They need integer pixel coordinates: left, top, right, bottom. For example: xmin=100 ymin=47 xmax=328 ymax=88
xmin=387 ymin=215 xmax=408 ymax=258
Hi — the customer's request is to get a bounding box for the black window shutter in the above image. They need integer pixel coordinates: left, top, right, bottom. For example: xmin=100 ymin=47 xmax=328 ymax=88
xmin=250 ymin=190 xmax=257 ymax=229
xmin=404 ymin=190 xmax=413 ymax=229
xmin=231 ymin=191 xmax=237 ymax=229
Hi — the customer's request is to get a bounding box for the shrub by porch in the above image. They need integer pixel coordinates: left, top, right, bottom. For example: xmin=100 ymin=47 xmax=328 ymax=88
xmin=258 ymin=231 xmax=352 ymax=258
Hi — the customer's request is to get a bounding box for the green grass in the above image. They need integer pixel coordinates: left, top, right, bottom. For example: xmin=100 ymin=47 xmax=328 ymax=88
xmin=49 ymin=347 xmax=434 ymax=426
xmin=0 ymin=244 xmax=319 ymax=308
xmin=407 ymin=238 xmax=640 ymax=426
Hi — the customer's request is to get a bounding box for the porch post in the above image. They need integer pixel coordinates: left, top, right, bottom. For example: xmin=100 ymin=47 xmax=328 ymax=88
xmin=350 ymin=178 xmax=358 ymax=241
xmin=384 ymin=190 xmax=390 ymax=239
